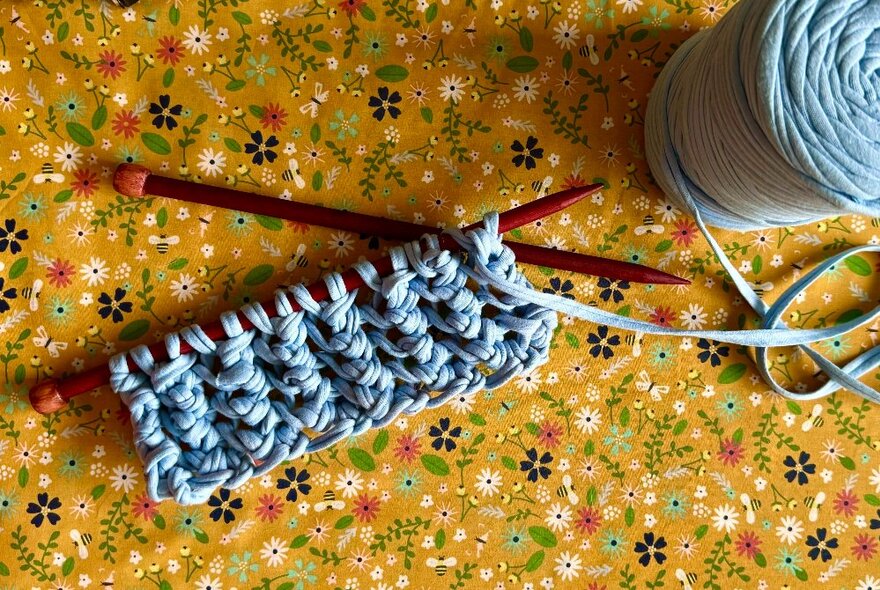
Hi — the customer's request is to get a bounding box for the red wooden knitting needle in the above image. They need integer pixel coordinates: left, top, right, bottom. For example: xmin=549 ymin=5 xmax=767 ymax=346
xmin=113 ymin=164 xmax=687 ymax=285
xmin=30 ymin=187 xmax=592 ymax=414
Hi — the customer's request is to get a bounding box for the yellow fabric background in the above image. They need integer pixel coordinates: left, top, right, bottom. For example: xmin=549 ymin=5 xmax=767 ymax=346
xmin=0 ymin=1 xmax=878 ymax=589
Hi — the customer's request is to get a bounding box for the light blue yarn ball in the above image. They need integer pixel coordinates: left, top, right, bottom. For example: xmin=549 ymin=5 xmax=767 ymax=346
xmin=646 ymin=0 xmax=880 ymax=230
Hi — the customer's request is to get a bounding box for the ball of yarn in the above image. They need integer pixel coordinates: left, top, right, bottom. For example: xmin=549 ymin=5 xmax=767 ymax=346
xmin=646 ymin=0 xmax=880 ymax=230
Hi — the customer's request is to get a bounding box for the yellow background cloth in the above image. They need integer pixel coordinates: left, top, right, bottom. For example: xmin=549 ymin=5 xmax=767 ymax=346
xmin=0 ymin=1 xmax=879 ymax=588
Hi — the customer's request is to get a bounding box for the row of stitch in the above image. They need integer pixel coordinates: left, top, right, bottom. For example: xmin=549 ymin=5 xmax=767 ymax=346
xmin=110 ymin=215 xmax=558 ymax=504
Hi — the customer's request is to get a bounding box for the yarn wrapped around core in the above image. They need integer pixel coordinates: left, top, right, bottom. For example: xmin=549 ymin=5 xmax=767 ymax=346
xmin=646 ymin=0 xmax=880 ymax=230
xmin=109 ymin=215 xmax=556 ymax=505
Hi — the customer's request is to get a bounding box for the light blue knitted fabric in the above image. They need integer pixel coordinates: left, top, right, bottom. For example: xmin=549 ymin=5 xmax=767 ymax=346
xmin=109 ymin=214 xmax=557 ymax=505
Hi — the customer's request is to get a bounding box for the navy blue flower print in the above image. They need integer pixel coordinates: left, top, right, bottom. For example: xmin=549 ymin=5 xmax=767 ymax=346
xmin=26 ymin=493 xmax=61 ymax=527
xmin=244 ymin=130 xmax=279 ymax=165
xmin=805 ymin=528 xmax=837 ymax=562
xmin=587 ymin=325 xmax=620 ymax=359
xmin=783 ymin=451 xmax=816 ymax=485
xmin=511 ymin=136 xmax=543 ymax=170
xmin=277 ymin=466 xmax=312 ymax=502
xmin=0 ymin=218 xmax=29 ymax=255
xmin=97 ymin=288 xmax=133 ymax=323
xmin=149 ymin=94 xmax=182 ymax=130
xmin=368 ymin=86 xmax=402 ymax=121
xmin=207 ymin=488 xmax=243 ymax=523
xmin=696 ymin=338 xmax=729 ymax=367
xmin=870 ymin=509 xmax=880 ymax=530
xmin=543 ymin=277 xmax=575 ymax=300
xmin=634 ymin=532 xmax=667 ymax=566
xmin=0 ymin=277 xmax=17 ymax=314
xmin=429 ymin=417 xmax=461 ymax=452
xmin=597 ymin=277 xmax=629 ymax=303
xmin=520 ymin=447 xmax=552 ymax=482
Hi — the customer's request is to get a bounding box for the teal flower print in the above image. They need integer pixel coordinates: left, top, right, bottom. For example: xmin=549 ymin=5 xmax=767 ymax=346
xmin=117 ymin=144 xmax=143 ymax=164
xmin=0 ymin=384 xmax=28 ymax=414
xmin=647 ymin=343 xmax=675 ymax=368
xmin=822 ymin=335 xmax=850 ymax=360
xmin=486 ymin=36 xmax=511 ymax=63
xmin=18 ymin=193 xmax=46 ymax=219
xmin=362 ymin=31 xmax=387 ymax=59
xmin=55 ymin=92 xmax=86 ymax=121
xmin=585 ymin=0 xmax=615 ymax=29
xmin=599 ymin=529 xmax=627 ymax=556
xmin=641 ymin=5 xmax=671 ymax=30
xmin=227 ymin=552 xmax=259 ymax=582
xmin=662 ymin=492 xmax=688 ymax=519
xmin=502 ymin=526 xmax=530 ymax=554
xmin=397 ymin=470 xmax=421 ymax=496
xmin=227 ymin=211 xmax=255 ymax=235
xmin=775 ymin=547 xmax=803 ymax=575
xmin=245 ymin=54 xmax=277 ymax=87
xmin=603 ymin=424 xmax=632 ymax=455
xmin=58 ymin=450 xmax=85 ymax=478
xmin=716 ymin=392 xmax=743 ymax=420
xmin=0 ymin=489 xmax=17 ymax=518
xmin=174 ymin=508 xmax=203 ymax=536
xmin=47 ymin=296 xmax=74 ymax=325
xmin=328 ymin=110 xmax=359 ymax=140
xmin=286 ymin=559 xmax=317 ymax=590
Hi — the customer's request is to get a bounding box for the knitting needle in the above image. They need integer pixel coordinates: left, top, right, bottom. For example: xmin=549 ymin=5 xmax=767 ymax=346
xmin=30 ymin=187 xmax=590 ymax=414
xmin=114 ymin=164 xmax=687 ymax=285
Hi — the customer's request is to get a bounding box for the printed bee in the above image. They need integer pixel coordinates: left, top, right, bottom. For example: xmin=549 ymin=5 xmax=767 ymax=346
xmin=749 ymin=280 xmax=775 ymax=298
xmin=299 ymin=82 xmax=329 ymax=118
xmin=33 ymin=163 xmax=64 ymax=184
xmin=148 ymin=234 xmax=180 ymax=254
xmin=286 ymin=243 xmax=309 ymax=272
xmin=635 ymin=370 xmax=669 ymax=402
xmin=740 ymin=492 xmax=761 ymax=525
xmin=634 ymin=215 xmax=665 ymax=236
xmin=872 ymin=217 xmax=880 ymax=228
xmin=800 ymin=403 xmax=824 ymax=432
xmin=555 ymin=474 xmax=579 ymax=505
xmin=530 ymin=176 xmax=553 ymax=198
xmin=70 ymin=529 xmax=93 ymax=559
xmin=624 ymin=331 xmax=644 ymax=357
xmin=281 ymin=158 xmax=306 ymax=189
xmin=314 ymin=490 xmax=345 ymax=512
xmin=578 ymin=34 xmax=600 ymax=65
xmin=674 ymin=569 xmax=697 ymax=590
xmin=426 ymin=556 xmax=457 ymax=576
xmin=21 ymin=278 xmax=43 ymax=311
xmin=32 ymin=325 xmax=68 ymax=358
xmin=804 ymin=491 xmax=825 ymax=522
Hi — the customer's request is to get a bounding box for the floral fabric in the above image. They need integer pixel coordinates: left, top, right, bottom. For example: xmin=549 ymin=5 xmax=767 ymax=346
xmin=0 ymin=1 xmax=879 ymax=589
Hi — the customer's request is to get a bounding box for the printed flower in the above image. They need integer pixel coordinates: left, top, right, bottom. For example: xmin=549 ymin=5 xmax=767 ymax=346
xmin=511 ymin=136 xmax=544 ymax=170
xmin=633 ymin=532 xmax=667 ymax=566
xmin=833 ymin=488 xmax=858 ymax=516
xmin=575 ymin=507 xmax=602 ymax=535
xmin=717 ymin=438 xmax=744 ymax=466
xmin=543 ymin=277 xmax=575 ymax=300
xmin=649 ymin=305 xmax=675 ymax=327
xmin=0 ymin=218 xmax=28 ymax=254
xmin=157 ymin=36 xmax=185 ymax=65
xmin=208 ymin=488 xmax=243 ymax=523
xmin=132 ymin=493 xmax=159 ymax=520
xmin=260 ymin=102 xmax=288 ymax=132
xmin=735 ymin=531 xmax=762 ymax=558
xmin=520 ymin=447 xmax=553 ymax=482
xmin=255 ymin=494 xmax=284 ymax=522
xmin=277 ymin=467 xmax=312 ymax=502
xmin=783 ymin=452 xmax=816 ymax=486
xmin=368 ymin=86 xmax=402 ymax=121
xmin=671 ymin=218 xmax=698 ymax=246
xmin=71 ymin=168 xmax=99 ymax=197
xmin=26 ymin=492 xmax=61 ymax=527
xmin=46 ymin=258 xmax=74 ymax=288
xmin=805 ymin=528 xmax=838 ymax=562
xmin=587 ymin=325 xmax=620 ymax=359
xmin=393 ymin=434 xmax=421 ymax=463
xmin=112 ymin=109 xmax=140 ymax=138
xmin=352 ymin=494 xmax=380 ymax=522
xmin=0 ymin=277 xmax=18 ymax=314
xmin=696 ymin=338 xmax=729 ymax=367
xmin=597 ymin=277 xmax=629 ymax=303
xmin=603 ymin=424 xmax=633 ymax=455
xmin=429 ymin=417 xmax=461 ymax=452
xmin=328 ymin=110 xmax=359 ymax=140
xmin=96 ymin=50 xmax=126 ymax=79
xmin=245 ymin=54 xmax=276 ymax=86
xmin=537 ymin=421 xmax=563 ymax=448
xmin=244 ymin=130 xmax=279 ymax=165
xmin=338 ymin=0 xmax=368 ymax=16
xmin=851 ymin=533 xmax=878 ymax=561
xmin=149 ymin=94 xmax=183 ymax=130
xmin=97 ymin=288 xmax=133 ymax=323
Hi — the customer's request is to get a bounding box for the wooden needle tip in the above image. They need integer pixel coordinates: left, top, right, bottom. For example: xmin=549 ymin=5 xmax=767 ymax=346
xmin=29 ymin=380 xmax=67 ymax=415
xmin=113 ymin=163 xmax=151 ymax=197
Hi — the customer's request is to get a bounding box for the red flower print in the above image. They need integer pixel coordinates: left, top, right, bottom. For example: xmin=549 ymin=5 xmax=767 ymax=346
xmin=112 ymin=110 xmax=140 ymax=139
xmin=650 ymin=306 xmax=675 ymax=328
xmin=734 ymin=531 xmax=761 ymax=558
xmin=833 ymin=488 xmax=859 ymax=517
xmin=46 ymin=258 xmax=74 ymax=288
xmin=394 ymin=434 xmax=421 ymax=463
xmin=352 ymin=494 xmax=380 ymax=522
xmin=575 ymin=507 xmax=601 ymax=535
xmin=560 ymin=174 xmax=587 ymax=190
xmin=587 ymin=584 xmax=607 ymax=590
xmin=671 ymin=219 xmax=698 ymax=247
xmin=851 ymin=533 xmax=878 ymax=561
xmin=255 ymin=494 xmax=284 ymax=522
xmin=131 ymin=493 xmax=158 ymax=520
xmin=157 ymin=36 xmax=184 ymax=66
xmin=537 ymin=421 xmax=563 ymax=448
xmin=260 ymin=102 xmax=288 ymax=132
xmin=96 ymin=50 xmax=126 ymax=79
xmin=338 ymin=0 xmax=367 ymax=16
xmin=71 ymin=169 xmax=99 ymax=198
xmin=717 ymin=438 xmax=744 ymax=466
xmin=286 ymin=220 xmax=311 ymax=233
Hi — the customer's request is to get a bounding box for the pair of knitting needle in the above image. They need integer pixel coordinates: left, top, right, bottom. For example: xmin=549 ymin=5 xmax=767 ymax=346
xmin=30 ymin=164 xmax=687 ymax=413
